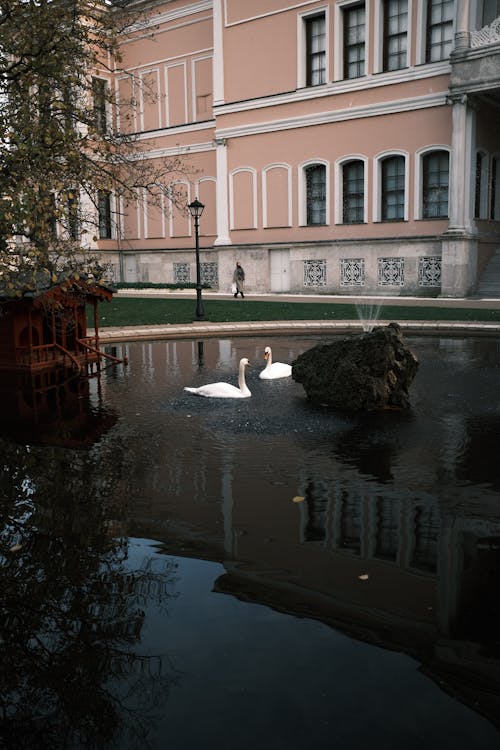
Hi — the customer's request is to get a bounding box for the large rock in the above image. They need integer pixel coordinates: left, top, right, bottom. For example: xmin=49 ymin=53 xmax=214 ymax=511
xmin=292 ymin=322 xmax=419 ymax=411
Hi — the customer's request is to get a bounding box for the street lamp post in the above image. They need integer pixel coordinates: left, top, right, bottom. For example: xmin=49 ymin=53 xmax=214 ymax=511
xmin=188 ymin=197 xmax=205 ymax=321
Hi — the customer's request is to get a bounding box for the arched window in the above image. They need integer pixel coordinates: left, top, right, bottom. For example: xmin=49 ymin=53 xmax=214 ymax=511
xmin=306 ymin=164 xmax=326 ymax=225
xmin=381 ymin=155 xmax=405 ymax=221
xmin=342 ymin=160 xmax=365 ymax=223
xmin=422 ymin=151 xmax=449 ymax=218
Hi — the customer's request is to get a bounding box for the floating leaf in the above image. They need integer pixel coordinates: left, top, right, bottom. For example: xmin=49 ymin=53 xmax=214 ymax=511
xmin=292 ymin=496 xmax=304 ymax=503
xmin=358 ymin=573 xmax=369 ymax=580
xmin=10 ymin=543 xmax=22 ymax=552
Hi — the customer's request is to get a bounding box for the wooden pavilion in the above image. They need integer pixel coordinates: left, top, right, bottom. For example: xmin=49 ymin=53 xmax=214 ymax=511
xmin=0 ymin=270 xmax=126 ymax=375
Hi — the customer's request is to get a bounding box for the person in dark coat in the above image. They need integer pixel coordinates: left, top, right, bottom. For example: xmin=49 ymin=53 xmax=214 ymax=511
xmin=233 ymin=261 xmax=245 ymax=298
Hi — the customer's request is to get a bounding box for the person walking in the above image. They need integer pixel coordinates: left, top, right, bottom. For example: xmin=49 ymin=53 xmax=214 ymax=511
xmin=233 ymin=261 xmax=245 ymax=298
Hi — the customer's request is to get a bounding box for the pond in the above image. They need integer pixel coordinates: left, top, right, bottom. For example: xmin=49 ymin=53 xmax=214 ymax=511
xmin=1 ymin=332 xmax=500 ymax=749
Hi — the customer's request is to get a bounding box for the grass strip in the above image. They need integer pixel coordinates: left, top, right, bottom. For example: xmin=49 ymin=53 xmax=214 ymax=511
xmin=89 ymin=297 xmax=500 ymax=328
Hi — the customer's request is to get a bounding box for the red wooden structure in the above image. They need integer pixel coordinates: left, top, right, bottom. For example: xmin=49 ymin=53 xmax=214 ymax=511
xmin=0 ymin=274 xmax=126 ymax=374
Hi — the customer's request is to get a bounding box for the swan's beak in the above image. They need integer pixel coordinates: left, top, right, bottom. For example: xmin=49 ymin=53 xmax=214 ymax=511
xmin=264 ymin=352 xmax=269 ymax=360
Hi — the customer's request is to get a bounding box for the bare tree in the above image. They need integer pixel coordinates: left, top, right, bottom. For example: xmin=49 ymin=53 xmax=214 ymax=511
xmin=0 ymin=0 xmax=191 ymax=288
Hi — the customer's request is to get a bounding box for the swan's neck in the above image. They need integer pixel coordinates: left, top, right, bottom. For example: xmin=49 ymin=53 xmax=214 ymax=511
xmin=238 ymin=364 xmax=250 ymax=394
xmin=266 ymin=352 xmax=273 ymax=368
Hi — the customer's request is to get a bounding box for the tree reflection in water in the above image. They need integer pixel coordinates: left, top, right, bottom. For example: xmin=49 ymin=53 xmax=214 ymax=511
xmin=0 ymin=437 xmax=179 ymax=750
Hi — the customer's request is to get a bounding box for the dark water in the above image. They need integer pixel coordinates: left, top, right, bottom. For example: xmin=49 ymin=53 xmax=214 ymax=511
xmin=1 ymin=333 xmax=500 ymax=749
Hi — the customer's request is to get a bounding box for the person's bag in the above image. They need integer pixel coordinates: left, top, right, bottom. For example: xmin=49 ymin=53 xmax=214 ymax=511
xmin=231 ymin=282 xmax=237 ymax=294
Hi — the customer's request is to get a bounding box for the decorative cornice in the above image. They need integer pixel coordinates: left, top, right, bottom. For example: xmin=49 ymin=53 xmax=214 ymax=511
xmin=127 ymin=0 xmax=212 ymax=33
xmin=215 ymin=93 xmax=447 ymax=140
xmin=215 ymin=63 xmax=450 ymax=116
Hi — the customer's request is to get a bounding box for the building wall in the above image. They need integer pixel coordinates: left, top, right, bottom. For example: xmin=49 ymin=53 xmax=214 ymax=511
xmin=94 ymin=0 xmax=500 ymax=297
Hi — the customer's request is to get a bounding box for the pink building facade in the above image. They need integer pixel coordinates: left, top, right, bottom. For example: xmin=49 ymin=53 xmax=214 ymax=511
xmin=94 ymin=0 xmax=500 ymax=298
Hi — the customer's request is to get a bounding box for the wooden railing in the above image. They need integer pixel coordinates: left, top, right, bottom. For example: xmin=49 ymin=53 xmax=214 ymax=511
xmin=12 ymin=337 xmax=127 ymax=372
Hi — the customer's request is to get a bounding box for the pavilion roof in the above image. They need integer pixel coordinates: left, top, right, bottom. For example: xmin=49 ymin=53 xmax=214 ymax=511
xmin=0 ymin=268 xmax=115 ymax=306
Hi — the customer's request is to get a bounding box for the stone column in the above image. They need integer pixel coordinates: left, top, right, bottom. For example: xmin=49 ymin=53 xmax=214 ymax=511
xmin=441 ymin=94 xmax=477 ymax=297
xmin=213 ymin=0 xmax=225 ymax=106
xmin=454 ymin=0 xmax=471 ymax=51
xmin=447 ymin=94 xmax=475 ymax=232
xmin=214 ymin=138 xmax=231 ymax=246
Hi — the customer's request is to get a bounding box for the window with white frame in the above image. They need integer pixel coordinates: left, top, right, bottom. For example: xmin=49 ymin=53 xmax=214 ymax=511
xmin=92 ymin=77 xmax=108 ymax=135
xmin=425 ymin=0 xmax=453 ymax=63
xmin=490 ymin=155 xmax=499 ymax=220
xmin=306 ymin=164 xmax=327 ymax=225
xmin=381 ymin=155 xmax=405 ymax=221
xmin=482 ymin=0 xmax=500 ymax=26
xmin=67 ymin=191 xmax=79 ymax=239
xmin=342 ymin=160 xmax=365 ymax=223
xmin=383 ymin=0 xmax=408 ymax=71
xmin=474 ymin=150 xmax=489 ymax=219
xmin=98 ymin=190 xmax=112 ymax=239
xmin=344 ymin=3 xmax=366 ymax=79
xmin=422 ymin=150 xmax=449 ymax=218
xmin=305 ymin=13 xmax=326 ymax=86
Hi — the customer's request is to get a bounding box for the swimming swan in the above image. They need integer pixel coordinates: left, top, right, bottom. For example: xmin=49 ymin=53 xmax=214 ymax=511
xmin=184 ymin=357 xmax=251 ymax=398
xmin=259 ymin=346 xmax=292 ymax=380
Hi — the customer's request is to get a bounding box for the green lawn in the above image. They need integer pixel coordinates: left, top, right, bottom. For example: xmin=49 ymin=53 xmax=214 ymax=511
xmin=89 ymin=296 xmax=500 ymax=328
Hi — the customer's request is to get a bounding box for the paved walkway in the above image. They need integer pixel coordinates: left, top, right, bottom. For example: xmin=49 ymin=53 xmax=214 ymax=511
xmin=92 ymin=290 xmax=500 ymax=342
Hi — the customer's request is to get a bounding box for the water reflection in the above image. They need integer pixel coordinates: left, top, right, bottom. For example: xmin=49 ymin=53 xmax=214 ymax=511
xmin=1 ymin=334 xmax=500 ymax=748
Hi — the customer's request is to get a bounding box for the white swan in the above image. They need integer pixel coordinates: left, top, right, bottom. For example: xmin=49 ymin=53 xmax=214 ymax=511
xmin=184 ymin=357 xmax=251 ymax=398
xmin=259 ymin=346 xmax=292 ymax=380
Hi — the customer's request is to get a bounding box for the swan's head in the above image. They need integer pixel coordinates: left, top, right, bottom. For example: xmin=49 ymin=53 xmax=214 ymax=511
xmin=264 ymin=346 xmax=271 ymax=360
xmin=241 ymin=357 xmax=250 ymax=367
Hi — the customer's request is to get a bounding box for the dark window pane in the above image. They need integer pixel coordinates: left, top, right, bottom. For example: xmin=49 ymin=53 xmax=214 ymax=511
xmin=422 ymin=151 xmax=449 ymax=218
xmin=383 ymin=0 xmax=408 ymax=71
xmin=306 ymin=164 xmax=326 ymax=225
xmin=425 ymin=0 xmax=453 ymax=63
xmin=344 ymin=4 xmax=365 ymax=79
xmin=98 ymin=190 xmax=112 ymax=239
xmin=382 ymin=156 xmax=405 ymax=221
xmin=343 ymin=160 xmax=364 ymax=223
xmin=306 ymin=14 xmax=326 ymax=86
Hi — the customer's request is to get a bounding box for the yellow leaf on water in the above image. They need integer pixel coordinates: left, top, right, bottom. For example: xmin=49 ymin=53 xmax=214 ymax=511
xmin=292 ymin=496 xmax=305 ymax=503
xmin=10 ymin=544 xmax=22 ymax=552
xmin=358 ymin=574 xmax=369 ymax=580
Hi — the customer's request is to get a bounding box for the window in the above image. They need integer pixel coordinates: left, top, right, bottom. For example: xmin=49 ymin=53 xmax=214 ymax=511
xmin=49 ymin=193 xmax=58 ymax=240
xmin=343 ymin=160 xmax=365 ymax=223
xmin=98 ymin=190 xmax=112 ymax=239
xmin=422 ymin=151 xmax=449 ymax=218
xmin=67 ymin=191 xmax=79 ymax=239
xmin=344 ymin=3 xmax=365 ymax=79
xmin=92 ymin=77 xmax=108 ymax=134
xmin=306 ymin=13 xmax=326 ymax=86
xmin=383 ymin=0 xmax=408 ymax=71
xmin=482 ymin=0 xmax=500 ymax=26
xmin=490 ymin=156 xmax=499 ymax=220
xmin=306 ymin=164 xmax=326 ymax=225
xmin=425 ymin=0 xmax=453 ymax=63
xmin=381 ymin=156 xmax=405 ymax=221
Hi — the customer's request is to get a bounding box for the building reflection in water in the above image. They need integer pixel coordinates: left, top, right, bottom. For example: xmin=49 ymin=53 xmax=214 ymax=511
xmin=2 ymin=333 xmax=500 ymax=746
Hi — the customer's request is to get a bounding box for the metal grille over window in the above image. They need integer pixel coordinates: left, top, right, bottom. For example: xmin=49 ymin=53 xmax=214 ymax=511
xmin=418 ymin=256 xmax=442 ymax=286
xmin=200 ymin=261 xmax=218 ymax=288
xmin=340 ymin=258 xmax=365 ymax=286
xmin=303 ymin=259 xmax=326 ymax=286
xmin=174 ymin=262 xmax=190 ymax=285
xmin=378 ymin=257 xmax=405 ymax=286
